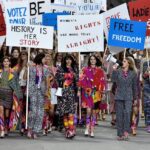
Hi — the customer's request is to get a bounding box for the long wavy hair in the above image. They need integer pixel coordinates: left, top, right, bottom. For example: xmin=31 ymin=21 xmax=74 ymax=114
xmin=125 ymin=56 xmax=137 ymax=73
xmin=62 ymin=55 xmax=77 ymax=73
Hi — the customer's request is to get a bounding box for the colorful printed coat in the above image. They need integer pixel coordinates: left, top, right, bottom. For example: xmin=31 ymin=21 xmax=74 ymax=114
xmin=78 ymin=66 xmax=106 ymax=108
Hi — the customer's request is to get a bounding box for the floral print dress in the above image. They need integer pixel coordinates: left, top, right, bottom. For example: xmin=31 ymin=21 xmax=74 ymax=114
xmin=55 ymin=67 xmax=78 ymax=116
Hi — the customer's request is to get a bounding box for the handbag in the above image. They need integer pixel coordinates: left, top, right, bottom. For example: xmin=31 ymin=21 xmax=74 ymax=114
xmin=55 ymin=87 xmax=62 ymax=97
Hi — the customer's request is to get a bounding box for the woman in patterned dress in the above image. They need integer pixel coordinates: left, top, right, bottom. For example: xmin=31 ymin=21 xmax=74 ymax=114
xmin=142 ymin=59 xmax=150 ymax=132
xmin=55 ymin=55 xmax=78 ymax=139
xmin=27 ymin=53 xmax=49 ymax=139
xmin=0 ymin=57 xmax=22 ymax=138
xmin=78 ymin=55 xmax=106 ymax=137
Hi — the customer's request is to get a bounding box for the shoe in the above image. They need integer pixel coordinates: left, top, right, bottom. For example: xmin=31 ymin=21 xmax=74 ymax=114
xmin=27 ymin=131 xmax=32 ymax=139
xmin=5 ymin=130 xmax=8 ymax=136
xmin=123 ymin=132 xmax=129 ymax=140
xmin=33 ymin=133 xmax=37 ymax=139
xmin=20 ymin=129 xmax=25 ymax=136
xmin=117 ymin=136 xmax=124 ymax=141
xmin=102 ymin=114 xmax=106 ymax=121
xmin=48 ymin=126 xmax=52 ymax=133
xmin=0 ymin=131 xmax=5 ymax=138
xmin=43 ymin=129 xmax=47 ymax=136
xmin=132 ymin=128 xmax=137 ymax=136
xmin=111 ymin=120 xmax=116 ymax=126
xmin=90 ymin=131 xmax=94 ymax=138
xmin=147 ymin=126 xmax=150 ymax=133
xmin=84 ymin=128 xmax=89 ymax=136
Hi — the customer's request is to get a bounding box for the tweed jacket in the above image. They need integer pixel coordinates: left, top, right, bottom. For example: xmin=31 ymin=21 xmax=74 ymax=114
xmin=0 ymin=69 xmax=23 ymax=100
xmin=111 ymin=68 xmax=137 ymax=101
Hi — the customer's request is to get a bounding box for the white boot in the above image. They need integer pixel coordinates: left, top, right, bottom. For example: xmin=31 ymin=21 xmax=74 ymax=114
xmin=84 ymin=128 xmax=89 ymax=136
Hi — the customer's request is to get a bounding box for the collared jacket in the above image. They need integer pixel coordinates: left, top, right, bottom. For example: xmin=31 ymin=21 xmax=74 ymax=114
xmin=111 ymin=69 xmax=137 ymax=101
xmin=0 ymin=69 xmax=23 ymax=100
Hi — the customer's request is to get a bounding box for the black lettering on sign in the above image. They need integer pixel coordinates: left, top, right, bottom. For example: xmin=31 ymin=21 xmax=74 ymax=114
xmin=30 ymin=1 xmax=45 ymax=16
xmin=114 ymin=22 xmax=134 ymax=32
xmin=132 ymin=7 xmax=150 ymax=17
xmin=40 ymin=27 xmax=47 ymax=34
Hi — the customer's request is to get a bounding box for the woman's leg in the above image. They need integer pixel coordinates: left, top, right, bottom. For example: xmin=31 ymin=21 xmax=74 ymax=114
xmin=115 ymin=100 xmax=124 ymax=138
xmin=91 ymin=109 xmax=96 ymax=137
xmin=0 ymin=105 xmax=5 ymax=138
xmin=27 ymin=95 xmax=37 ymax=138
xmin=32 ymin=92 xmax=44 ymax=138
xmin=124 ymin=100 xmax=132 ymax=139
xmin=4 ymin=108 xmax=10 ymax=136
xmin=85 ymin=108 xmax=92 ymax=136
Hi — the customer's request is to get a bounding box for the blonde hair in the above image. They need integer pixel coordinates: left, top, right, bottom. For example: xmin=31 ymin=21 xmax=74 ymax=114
xmin=125 ymin=57 xmax=137 ymax=73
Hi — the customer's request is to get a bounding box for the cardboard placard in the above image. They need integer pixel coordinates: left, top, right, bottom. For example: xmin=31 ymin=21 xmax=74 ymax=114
xmin=57 ymin=15 xmax=104 ymax=52
xmin=103 ymin=3 xmax=130 ymax=54
xmin=6 ymin=25 xmax=54 ymax=49
xmin=128 ymin=0 xmax=150 ymax=36
xmin=29 ymin=0 xmax=50 ymax=25
xmin=0 ymin=4 xmax=6 ymax=36
xmin=5 ymin=1 xmax=29 ymax=25
xmin=42 ymin=12 xmax=69 ymax=30
xmin=50 ymin=3 xmax=76 ymax=15
xmin=108 ymin=18 xmax=147 ymax=50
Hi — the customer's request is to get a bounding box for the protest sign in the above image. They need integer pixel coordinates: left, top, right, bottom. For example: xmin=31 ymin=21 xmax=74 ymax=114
xmin=76 ymin=3 xmax=101 ymax=15
xmin=29 ymin=0 xmax=50 ymax=25
xmin=6 ymin=25 xmax=54 ymax=49
xmin=65 ymin=0 xmax=107 ymax=11
xmin=103 ymin=3 xmax=130 ymax=54
xmin=42 ymin=12 xmax=69 ymax=30
xmin=128 ymin=0 xmax=150 ymax=36
xmin=145 ymin=36 xmax=150 ymax=48
xmin=5 ymin=1 xmax=29 ymax=25
xmin=57 ymin=15 xmax=104 ymax=52
xmin=0 ymin=4 xmax=6 ymax=36
xmin=108 ymin=18 xmax=147 ymax=50
xmin=50 ymin=3 xmax=76 ymax=15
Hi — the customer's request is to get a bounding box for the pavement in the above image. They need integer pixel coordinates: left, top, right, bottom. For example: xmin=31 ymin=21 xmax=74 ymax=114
xmin=0 ymin=116 xmax=150 ymax=150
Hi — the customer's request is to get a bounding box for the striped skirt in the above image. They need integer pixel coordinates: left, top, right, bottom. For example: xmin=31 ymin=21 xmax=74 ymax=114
xmin=0 ymin=88 xmax=13 ymax=109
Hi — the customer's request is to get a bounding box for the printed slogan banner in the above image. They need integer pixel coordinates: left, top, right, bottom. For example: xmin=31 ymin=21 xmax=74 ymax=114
xmin=76 ymin=3 xmax=101 ymax=15
xmin=128 ymin=0 xmax=150 ymax=36
xmin=108 ymin=18 xmax=147 ymax=50
xmin=5 ymin=1 xmax=29 ymax=25
xmin=57 ymin=15 xmax=104 ymax=52
xmin=29 ymin=0 xmax=50 ymax=25
xmin=50 ymin=3 xmax=76 ymax=15
xmin=6 ymin=25 xmax=54 ymax=49
xmin=0 ymin=4 xmax=6 ymax=36
xmin=103 ymin=3 xmax=130 ymax=54
xmin=42 ymin=12 xmax=69 ymax=30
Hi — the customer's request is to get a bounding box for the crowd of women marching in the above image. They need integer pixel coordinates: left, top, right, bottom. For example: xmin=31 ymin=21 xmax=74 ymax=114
xmin=0 ymin=39 xmax=150 ymax=141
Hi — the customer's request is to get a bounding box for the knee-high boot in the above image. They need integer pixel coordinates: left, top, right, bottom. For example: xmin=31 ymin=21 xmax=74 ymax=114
xmin=68 ymin=114 xmax=75 ymax=138
xmin=85 ymin=115 xmax=91 ymax=136
xmin=90 ymin=115 xmax=96 ymax=137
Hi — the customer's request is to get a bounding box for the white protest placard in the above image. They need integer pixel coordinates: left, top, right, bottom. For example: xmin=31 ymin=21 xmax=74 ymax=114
xmin=66 ymin=0 xmax=107 ymax=11
xmin=50 ymin=3 xmax=76 ymax=15
xmin=145 ymin=37 xmax=150 ymax=48
xmin=0 ymin=36 xmax=5 ymax=46
xmin=6 ymin=25 xmax=54 ymax=49
xmin=29 ymin=0 xmax=50 ymax=25
xmin=103 ymin=3 xmax=130 ymax=54
xmin=5 ymin=1 xmax=29 ymax=25
xmin=54 ymin=0 xmax=66 ymax=5
xmin=76 ymin=3 xmax=101 ymax=15
xmin=58 ymin=15 xmax=104 ymax=52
